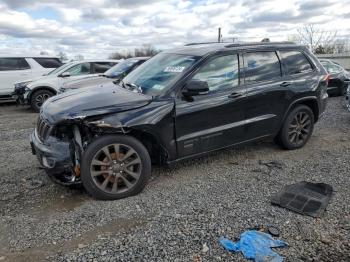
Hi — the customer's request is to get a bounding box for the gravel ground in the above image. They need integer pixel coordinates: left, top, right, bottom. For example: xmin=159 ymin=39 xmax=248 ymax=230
xmin=0 ymin=97 xmax=349 ymax=262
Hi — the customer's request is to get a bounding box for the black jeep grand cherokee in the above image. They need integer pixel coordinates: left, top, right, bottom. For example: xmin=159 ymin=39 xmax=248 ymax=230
xmin=31 ymin=42 xmax=328 ymax=200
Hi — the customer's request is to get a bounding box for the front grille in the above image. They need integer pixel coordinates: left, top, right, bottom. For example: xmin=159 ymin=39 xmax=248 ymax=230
xmin=36 ymin=116 xmax=52 ymax=142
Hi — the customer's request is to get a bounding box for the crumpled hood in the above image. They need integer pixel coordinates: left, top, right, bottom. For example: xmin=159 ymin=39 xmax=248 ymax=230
xmin=41 ymin=82 xmax=152 ymax=124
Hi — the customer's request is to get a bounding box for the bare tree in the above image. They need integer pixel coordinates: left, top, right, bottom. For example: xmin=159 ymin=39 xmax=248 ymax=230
xmin=57 ymin=51 xmax=68 ymax=61
xmin=109 ymin=44 xmax=159 ymax=59
xmin=74 ymin=54 xmax=84 ymax=61
xmin=295 ymin=24 xmax=337 ymax=53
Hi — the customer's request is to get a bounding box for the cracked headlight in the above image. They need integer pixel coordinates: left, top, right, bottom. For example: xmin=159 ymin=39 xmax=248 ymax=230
xmin=15 ymin=80 xmax=32 ymax=89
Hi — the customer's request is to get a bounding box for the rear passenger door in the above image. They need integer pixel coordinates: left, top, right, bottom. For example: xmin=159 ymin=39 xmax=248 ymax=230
xmin=242 ymin=50 xmax=286 ymax=139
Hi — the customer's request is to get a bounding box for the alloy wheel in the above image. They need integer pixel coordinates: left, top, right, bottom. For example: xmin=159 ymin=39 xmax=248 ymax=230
xmin=35 ymin=93 xmax=50 ymax=108
xmin=288 ymin=111 xmax=311 ymax=146
xmin=90 ymin=143 xmax=142 ymax=194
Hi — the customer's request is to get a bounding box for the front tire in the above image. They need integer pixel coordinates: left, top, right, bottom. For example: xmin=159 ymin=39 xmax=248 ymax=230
xmin=30 ymin=89 xmax=55 ymax=112
xmin=81 ymin=135 xmax=151 ymax=200
xmin=277 ymin=105 xmax=314 ymax=150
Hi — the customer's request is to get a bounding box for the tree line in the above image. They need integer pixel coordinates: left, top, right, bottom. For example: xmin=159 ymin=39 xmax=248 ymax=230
xmin=292 ymin=24 xmax=350 ymax=54
xmin=109 ymin=44 xmax=160 ymax=59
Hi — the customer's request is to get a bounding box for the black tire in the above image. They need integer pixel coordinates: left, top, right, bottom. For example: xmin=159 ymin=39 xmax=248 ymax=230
xmin=81 ymin=135 xmax=151 ymax=200
xmin=277 ymin=105 xmax=314 ymax=150
xmin=30 ymin=89 xmax=55 ymax=112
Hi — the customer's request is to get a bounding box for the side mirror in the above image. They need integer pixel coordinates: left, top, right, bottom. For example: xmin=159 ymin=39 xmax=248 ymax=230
xmin=182 ymin=80 xmax=209 ymax=96
xmin=60 ymin=72 xmax=71 ymax=78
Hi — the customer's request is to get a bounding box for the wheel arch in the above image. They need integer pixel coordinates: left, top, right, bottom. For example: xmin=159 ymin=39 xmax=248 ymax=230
xmin=85 ymin=124 xmax=170 ymax=166
xmin=126 ymin=129 xmax=170 ymax=166
xmin=28 ymin=86 xmax=57 ymax=101
xmin=284 ymin=97 xmax=319 ymax=123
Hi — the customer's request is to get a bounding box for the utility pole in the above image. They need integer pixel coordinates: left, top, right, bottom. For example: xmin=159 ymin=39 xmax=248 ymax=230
xmin=218 ymin=27 xmax=222 ymax=42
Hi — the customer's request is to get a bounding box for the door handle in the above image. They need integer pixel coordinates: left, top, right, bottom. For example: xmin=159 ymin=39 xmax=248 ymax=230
xmin=228 ymin=92 xmax=244 ymax=99
xmin=280 ymin=81 xmax=292 ymax=87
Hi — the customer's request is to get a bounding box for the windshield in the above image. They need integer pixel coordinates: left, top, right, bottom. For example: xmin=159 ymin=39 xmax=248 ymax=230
xmin=104 ymin=59 xmax=140 ymax=78
xmin=47 ymin=62 xmax=73 ymax=75
xmin=122 ymin=53 xmax=200 ymax=95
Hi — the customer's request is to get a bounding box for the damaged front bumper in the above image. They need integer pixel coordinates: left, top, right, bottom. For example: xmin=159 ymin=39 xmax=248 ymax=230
xmin=30 ymin=129 xmax=81 ymax=185
xmin=13 ymin=86 xmax=30 ymax=105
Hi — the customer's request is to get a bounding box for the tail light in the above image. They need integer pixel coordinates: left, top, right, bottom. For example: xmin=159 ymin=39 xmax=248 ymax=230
xmin=323 ymin=74 xmax=330 ymax=87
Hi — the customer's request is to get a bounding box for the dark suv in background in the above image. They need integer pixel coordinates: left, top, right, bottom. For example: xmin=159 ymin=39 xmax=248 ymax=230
xmin=30 ymin=42 xmax=328 ymax=200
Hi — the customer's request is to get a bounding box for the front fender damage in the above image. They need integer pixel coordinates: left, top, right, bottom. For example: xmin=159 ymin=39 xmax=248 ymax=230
xmin=47 ymin=115 xmax=129 ymax=184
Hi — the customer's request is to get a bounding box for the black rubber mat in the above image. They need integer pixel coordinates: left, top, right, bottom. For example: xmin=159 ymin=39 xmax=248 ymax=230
xmin=271 ymin=181 xmax=333 ymax=217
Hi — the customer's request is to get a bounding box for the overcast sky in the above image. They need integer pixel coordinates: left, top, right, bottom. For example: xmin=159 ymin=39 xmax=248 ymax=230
xmin=0 ymin=0 xmax=349 ymax=58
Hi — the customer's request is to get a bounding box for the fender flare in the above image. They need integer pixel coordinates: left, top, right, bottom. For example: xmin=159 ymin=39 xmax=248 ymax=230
xmin=279 ymin=96 xmax=319 ymax=130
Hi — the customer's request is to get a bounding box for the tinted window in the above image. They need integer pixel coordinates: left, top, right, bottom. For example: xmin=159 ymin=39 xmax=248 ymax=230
xmin=34 ymin=58 xmax=63 ymax=68
xmin=65 ymin=63 xmax=91 ymax=76
xmin=93 ymin=62 xmax=116 ymax=73
xmin=280 ymin=51 xmax=312 ymax=75
xmin=244 ymin=52 xmax=281 ymax=83
xmin=105 ymin=59 xmax=143 ymax=78
xmin=192 ymin=55 xmax=239 ymax=92
xmin=0 ymin=58 xmax=30 ymax=71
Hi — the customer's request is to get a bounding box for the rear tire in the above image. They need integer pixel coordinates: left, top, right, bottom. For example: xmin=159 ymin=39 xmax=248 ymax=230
xmin=81 ymin=135 xmax=151 ymax=200
xmin=30 ymin=89 xmax=55 ymax=112
xmin=277 ymin=105 xmax=314 ymax=150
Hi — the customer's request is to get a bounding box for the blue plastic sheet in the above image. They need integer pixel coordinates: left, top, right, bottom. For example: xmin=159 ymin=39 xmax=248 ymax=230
xmin=219 ymin=230 xmax=287 ymax=262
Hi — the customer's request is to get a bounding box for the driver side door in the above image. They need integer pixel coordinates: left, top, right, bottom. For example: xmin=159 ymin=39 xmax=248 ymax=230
xmin=175 ymin=53 xmax=247 ymax=158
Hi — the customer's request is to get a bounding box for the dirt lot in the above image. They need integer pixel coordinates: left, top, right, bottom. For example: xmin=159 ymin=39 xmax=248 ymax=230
xmin=0 ymin=97 xmax=349 ymax=262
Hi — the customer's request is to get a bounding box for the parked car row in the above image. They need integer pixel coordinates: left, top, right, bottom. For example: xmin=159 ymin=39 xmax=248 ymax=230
xmin=13 ymin=59 xmax=119 ymax=112
xmin=30 ymin=42 xmax=329 ymax=200
xmin=58 ymin=57 xmax=149 ymax=94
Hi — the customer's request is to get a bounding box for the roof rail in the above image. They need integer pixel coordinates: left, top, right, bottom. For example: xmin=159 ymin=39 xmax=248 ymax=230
xmin=224 ymin=41 xmax=296 ymax=48
xmin=185 ymin=42 xmax=225 ymax=46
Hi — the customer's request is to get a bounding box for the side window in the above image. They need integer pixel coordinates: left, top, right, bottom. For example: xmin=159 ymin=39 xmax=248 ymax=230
xmin=33 ymin=58 xmax=63 ymax=68
xmin=0 ymin=58 xmax=30 ymax=71
xmin=65 ymin=63 xmax=91 ymax=76
xmin=192 ymin=54 xmax=239 ymax=93
xmin=93 ymin=62 xmax=116 ymax=73
xmin=279 ymin=50 xmax=313 ymax=75
xmin=244 ymin=52 xmax=281 ymax=83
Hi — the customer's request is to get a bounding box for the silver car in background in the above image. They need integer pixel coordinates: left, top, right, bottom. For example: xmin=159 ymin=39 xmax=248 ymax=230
xmin=59 ymin=57 xmax=149 ymax=94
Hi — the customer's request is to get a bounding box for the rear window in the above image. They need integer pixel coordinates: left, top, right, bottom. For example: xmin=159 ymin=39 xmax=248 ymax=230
xmin=279 ymin=51 xmax=313 ymax=75
xmin=93 ymin=62 xmax=117 ymax=73
xmin=0 ymin=58 xmax=30 ymax=71
xmin=33 ymin=58 xmax=63 ymax=68
xmin=244 ymin=51 xmax=281 ymax=83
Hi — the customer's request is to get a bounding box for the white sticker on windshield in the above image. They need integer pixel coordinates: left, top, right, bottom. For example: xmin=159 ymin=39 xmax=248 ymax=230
xmin=164 ymin=66 xmax=185 ymax=73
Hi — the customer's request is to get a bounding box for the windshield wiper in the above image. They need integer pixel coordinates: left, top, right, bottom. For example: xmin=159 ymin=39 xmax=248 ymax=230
xmin=117 ymin=80 xmax=143 ymax=93
xmin=125 ymin=82 xmax=143 ymax=93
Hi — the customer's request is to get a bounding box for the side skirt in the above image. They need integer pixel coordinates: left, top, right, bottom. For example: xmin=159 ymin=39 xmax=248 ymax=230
xmin=166 ymin=134 xmax=273 ymax=168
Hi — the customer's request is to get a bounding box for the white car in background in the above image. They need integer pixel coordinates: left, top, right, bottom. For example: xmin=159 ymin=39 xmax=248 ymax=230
xmin=14 ymin=59 xmax=119 ymax=112
xmin=0 ymin=55 xmax=63 ymax=100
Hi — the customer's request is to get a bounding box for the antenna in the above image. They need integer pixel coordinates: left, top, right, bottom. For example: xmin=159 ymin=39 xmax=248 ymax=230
xmin=218 ymin=28 xmax=222 ymax=43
